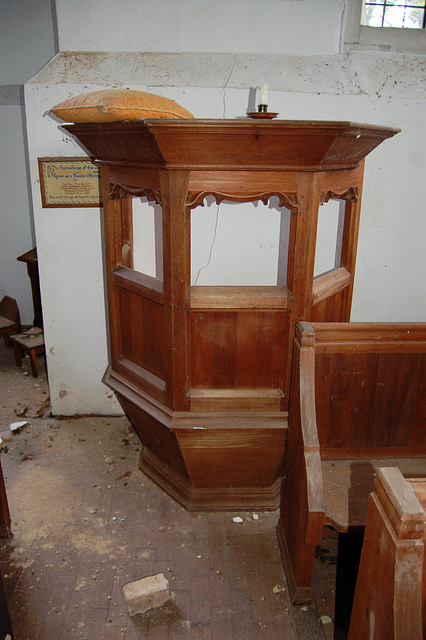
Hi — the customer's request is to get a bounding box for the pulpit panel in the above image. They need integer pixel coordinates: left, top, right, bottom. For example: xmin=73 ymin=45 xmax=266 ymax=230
xmin=119 ymin=288 xmax=165 ymax=380
xmin=190 ymin=309 xmax=288 ymax=391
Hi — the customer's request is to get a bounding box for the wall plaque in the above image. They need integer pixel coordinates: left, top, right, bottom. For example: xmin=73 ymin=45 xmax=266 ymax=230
xmin=38 ymin=157 xmax=102 ymax=208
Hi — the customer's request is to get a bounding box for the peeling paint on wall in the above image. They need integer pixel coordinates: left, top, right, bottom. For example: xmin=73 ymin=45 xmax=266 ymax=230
xmin=32 ymin=50 xmax=426 ymax=102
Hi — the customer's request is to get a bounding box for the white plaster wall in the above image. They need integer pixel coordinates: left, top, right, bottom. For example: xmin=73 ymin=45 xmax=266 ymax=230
xmin=24 ymin=82 xmax=121 ymax=415
xmin=0 ymin=104 xmax=35 ymax=321
xmin=24 ymin=0 xmax=426 ymax=415
xmin=55 ymin=0 xmax=342 ymax=56
xmin=0 ymin=0 xmax=56 ymax=324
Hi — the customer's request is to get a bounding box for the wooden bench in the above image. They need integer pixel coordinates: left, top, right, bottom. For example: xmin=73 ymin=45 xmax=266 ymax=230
xmin=348 ymin=467 xmax=425 ymax=640
xmin=276 ymin=321 xmax=426 ymax=607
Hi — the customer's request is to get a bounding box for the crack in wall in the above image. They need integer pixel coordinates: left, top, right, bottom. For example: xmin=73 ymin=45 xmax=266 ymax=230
xmin=222 ymin=54 xmax=237 ymax=118
xmin=193 ymin=203 xmax=220 ymax=286
xmin=193 ymin=57 xmax=236 ymax=286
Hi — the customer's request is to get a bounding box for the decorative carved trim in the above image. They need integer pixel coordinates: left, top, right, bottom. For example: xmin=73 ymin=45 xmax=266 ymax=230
xmin=109 ymin=184 xmax=162 ymax=204
xmin=140 ymin=188 xmax=162 ymax=205
xmin=108 ymin=184 xmax=129 ymax=200
xmin=320 ymin=186 xmax=359 ymax=205
xmin=186 ymin=190 xmax=298 ymax=211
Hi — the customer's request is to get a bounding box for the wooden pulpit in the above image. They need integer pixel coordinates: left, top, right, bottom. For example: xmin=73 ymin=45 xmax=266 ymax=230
xmin=65 ymin=119 xmax=398 ymax=510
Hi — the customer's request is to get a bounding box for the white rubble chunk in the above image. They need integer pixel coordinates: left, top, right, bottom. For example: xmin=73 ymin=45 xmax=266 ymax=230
xmin=10 ymin=421 xmax=28 ymax=432
xmin=122 ymin=573 xmax=172 ymax=616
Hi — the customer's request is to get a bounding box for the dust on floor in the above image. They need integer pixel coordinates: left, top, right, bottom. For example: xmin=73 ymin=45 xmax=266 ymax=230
xmin=0 ymin=341 xmax=335 ymax=639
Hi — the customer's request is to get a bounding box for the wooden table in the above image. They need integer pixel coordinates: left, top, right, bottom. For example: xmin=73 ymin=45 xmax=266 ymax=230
xmin=64 ymin=119 xmax=399 ymax=510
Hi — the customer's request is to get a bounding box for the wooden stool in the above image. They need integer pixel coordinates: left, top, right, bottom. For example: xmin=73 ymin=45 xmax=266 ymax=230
xmin=11 ymin=328 xmax=45 ymax=378
xmin=0 ymin=296 xmax=21 ymax=348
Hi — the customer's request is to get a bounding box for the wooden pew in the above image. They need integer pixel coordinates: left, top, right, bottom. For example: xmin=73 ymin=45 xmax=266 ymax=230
xmin=0 ymin=569 xmax=14 ymax=640
xmin=0 ymin=459 xmax=11 ymax=538
xmin=348 ymin=466 xmax=425 ymax=640
xmin=0 ymin=459 xmax=14 ymax=639
xmin=276 ymin=322 xmax=426 ymax=607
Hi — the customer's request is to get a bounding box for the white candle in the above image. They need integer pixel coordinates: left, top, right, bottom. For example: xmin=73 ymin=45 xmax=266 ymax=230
xmin=259 ymin=83 xmax=269 ymax=105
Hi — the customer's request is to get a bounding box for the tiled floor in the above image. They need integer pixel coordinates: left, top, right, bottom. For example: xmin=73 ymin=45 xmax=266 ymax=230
xmin=0 ymin=340 xmax=337 ymax=639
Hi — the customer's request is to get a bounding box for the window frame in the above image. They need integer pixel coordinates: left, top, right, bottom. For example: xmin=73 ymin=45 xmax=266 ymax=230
xmin=343 ymin=0 xmax=426 ymax=53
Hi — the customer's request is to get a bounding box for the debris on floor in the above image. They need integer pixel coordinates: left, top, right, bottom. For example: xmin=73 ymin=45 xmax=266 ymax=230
xmin=35 ymin=397 xmax=50 ymax=417
xmin=9 ymin=420 xmax=28 ymax=432
xmin=273 ymin=584 xmax=286 ymax=594
xmin=122 ymin=572 xmax=173 ymax=616
xmin=13 ymin=403 xmax=28 ymax=417
xmin=0 ymin=338 xmax=336 ymax=639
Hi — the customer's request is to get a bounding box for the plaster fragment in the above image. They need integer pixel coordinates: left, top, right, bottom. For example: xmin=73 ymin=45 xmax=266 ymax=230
xmin=122 ymin=573 xmax=172 ymax=616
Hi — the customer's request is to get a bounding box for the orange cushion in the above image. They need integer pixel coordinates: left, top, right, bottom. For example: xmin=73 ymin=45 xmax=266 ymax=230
xmin=49 ymin=89 xmax=193 ymax=123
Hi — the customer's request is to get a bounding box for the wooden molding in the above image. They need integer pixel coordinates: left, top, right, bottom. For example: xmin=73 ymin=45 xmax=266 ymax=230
xmin=109 ymin=183 xmax=162 ymax=204
xmin=320 ymin=185 xmax=359 ymax=205
xmin=186 ymin=190 xmax=298 ymax=211
xmin=189 ymin=285 xmax=291 ymax=310
xmin=312 ymin=267 xmax=351 ymax=306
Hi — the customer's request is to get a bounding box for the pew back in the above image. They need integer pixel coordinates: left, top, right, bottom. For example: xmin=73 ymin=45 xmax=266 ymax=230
xmin=305 ymin=322 xmax=426 ymax=459
xmin=277 ymin=321 xmax=426 ymax=604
